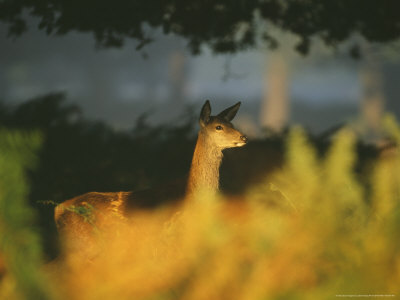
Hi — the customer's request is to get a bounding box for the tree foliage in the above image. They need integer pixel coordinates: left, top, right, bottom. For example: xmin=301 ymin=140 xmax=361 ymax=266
xmin=1 ymin=0 xmax=399 ymax=55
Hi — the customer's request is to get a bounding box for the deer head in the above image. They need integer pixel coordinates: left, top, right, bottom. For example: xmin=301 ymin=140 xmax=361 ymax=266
xmin=198 ymin=100 xmax=248 ymax=149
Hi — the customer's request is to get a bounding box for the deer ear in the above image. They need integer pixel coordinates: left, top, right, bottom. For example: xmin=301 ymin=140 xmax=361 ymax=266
xmin=217 ymin=101 xmax=241 ymax=121
xmin=199 ymin=100 xmax=211 ymax=127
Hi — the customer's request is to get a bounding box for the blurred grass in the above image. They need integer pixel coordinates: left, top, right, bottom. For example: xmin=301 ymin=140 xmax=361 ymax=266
xmin=0 ymin=129 xmax=54 ymax=300
xmin=51 ymin=117 xmax=399 ymax=300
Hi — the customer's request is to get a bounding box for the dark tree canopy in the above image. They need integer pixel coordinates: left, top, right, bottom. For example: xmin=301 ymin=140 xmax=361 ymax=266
xmin=1 ymin=0 xmax=399 ymax=54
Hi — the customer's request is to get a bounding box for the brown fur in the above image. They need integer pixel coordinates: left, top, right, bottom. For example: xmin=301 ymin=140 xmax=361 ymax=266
xmin=186 ymin=132 xmax=223 ymax=196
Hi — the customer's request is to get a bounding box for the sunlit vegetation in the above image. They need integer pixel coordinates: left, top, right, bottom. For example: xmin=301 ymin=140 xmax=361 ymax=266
xmin=1 ymin=100 xmax=399 ymax=298
xmin=0 ymin=130 xmax=53 ymax=300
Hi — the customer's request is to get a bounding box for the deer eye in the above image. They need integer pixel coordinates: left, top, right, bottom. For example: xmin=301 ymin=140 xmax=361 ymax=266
xmin=215 ymin=125 xmax=223 ymax=131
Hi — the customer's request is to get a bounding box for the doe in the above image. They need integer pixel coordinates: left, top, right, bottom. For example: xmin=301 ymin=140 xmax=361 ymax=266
xmin=54 ymin=100 xmax=248 ymax=245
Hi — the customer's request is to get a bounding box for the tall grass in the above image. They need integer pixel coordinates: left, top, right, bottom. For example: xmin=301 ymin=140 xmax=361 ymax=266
xmin=53 ymin=118 xmax=400 ymax=300
xmin=1 ymin=118 xmax=400 ymax=299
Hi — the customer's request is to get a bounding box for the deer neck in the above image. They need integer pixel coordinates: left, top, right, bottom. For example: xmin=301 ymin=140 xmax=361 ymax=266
xmin=186 ymin=133 xmax=223 ymax=197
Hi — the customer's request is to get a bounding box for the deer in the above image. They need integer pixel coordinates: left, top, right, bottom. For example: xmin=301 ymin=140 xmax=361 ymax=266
xmin=54 ymin=100 xmax=248 ymax=252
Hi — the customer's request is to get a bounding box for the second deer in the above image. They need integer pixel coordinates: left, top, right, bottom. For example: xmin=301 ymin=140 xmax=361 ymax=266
xmin=54 ymin=100 xmax=248 ymax=249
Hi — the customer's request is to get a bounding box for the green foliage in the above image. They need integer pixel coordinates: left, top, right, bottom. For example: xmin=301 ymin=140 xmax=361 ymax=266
xmin=0 ymin=129 xmax=53 ymax=300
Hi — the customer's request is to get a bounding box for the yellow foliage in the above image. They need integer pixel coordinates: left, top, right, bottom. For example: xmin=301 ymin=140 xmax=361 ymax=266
xmin=46 ymin=123 xmax=400 ymax=299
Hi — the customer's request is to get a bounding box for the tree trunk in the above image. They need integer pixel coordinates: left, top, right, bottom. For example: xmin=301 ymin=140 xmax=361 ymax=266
xmin=168 ymin=50 xmax=188 ymax=105
xmin=359 ymin=43 xmax=385 ymax=142
xmin=260 ymin=51 xmax=290 ymax=133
